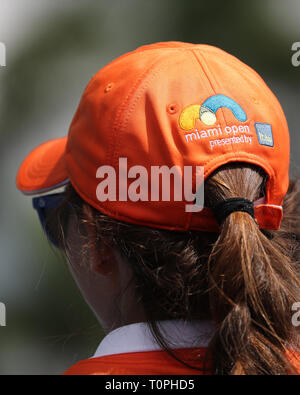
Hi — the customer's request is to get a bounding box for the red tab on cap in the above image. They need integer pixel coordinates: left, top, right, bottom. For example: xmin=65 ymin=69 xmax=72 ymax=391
xmin=254 ymin=204 xmax=283 ymax=231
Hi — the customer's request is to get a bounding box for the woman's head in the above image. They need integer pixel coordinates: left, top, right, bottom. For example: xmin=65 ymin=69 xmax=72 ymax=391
xmin=50 ymin=162 xmax=300 ymax=374
xmin=16 ymin=42 xmax=299 ymax=374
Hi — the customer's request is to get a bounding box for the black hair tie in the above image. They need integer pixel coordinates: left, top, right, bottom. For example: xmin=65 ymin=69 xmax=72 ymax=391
xmin=212 ymin=197 xmax=255 ymax=226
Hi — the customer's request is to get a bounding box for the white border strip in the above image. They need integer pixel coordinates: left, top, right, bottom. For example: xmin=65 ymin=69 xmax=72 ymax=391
xmin=21 ymin=178 xmax=70 ymax=196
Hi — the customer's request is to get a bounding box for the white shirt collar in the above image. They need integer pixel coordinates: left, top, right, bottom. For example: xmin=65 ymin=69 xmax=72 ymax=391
xmin=92 ymin=320 xmax=214 ymax=359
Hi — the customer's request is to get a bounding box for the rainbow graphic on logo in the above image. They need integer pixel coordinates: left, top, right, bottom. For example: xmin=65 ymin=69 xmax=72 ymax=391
xmin=179 ymin=94 xmax=247 ymax=130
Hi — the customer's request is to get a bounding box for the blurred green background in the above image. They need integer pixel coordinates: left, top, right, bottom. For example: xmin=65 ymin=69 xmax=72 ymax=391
xmin=0 ymin=0 xmax=299 ymax=375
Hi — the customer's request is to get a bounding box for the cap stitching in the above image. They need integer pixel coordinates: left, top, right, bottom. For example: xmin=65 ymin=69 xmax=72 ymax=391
xmin=111 ymin=53 xmax=184 ymax=170
xmin=191 ymin=50 xmax=217 ymax=95
xmin=109 ymin=55 xmax=166 ymax=171
xmin=195 ymin=50 xmax=242 ymax=161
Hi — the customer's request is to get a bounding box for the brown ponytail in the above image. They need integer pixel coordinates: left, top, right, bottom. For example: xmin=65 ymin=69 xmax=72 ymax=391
xmin=205 ymin=165 xmax=300 ymax=374
xmin=56 ymin=163 xmax=300 ymax=375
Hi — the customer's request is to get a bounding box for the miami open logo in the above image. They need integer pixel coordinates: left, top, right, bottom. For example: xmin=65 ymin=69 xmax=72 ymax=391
xmin=179 ymin=94 xmax=247 ymax=130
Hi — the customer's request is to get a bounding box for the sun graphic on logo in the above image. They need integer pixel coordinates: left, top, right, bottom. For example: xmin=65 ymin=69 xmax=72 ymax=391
xmin=199 ymin=106 xmax=217 ymax=126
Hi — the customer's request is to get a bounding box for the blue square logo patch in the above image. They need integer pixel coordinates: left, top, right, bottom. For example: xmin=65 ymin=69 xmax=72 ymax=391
xmin=255 ymin=123 xmax=274 ymax=147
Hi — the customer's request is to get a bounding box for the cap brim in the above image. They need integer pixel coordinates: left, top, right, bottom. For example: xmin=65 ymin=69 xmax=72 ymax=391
xmin=16 ymin=137 xmax=70 ymax=195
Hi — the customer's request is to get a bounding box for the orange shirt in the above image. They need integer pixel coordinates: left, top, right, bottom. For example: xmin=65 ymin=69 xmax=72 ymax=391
xmin=64 ymin=347 xmax=212 ymax=375
xmin=64 ymin=349 xmax=300 ymax=375
xmin=64 ymin=320 xmax=213 ymax=375
xmin=63 ymin=321 xmax=300 ymax=375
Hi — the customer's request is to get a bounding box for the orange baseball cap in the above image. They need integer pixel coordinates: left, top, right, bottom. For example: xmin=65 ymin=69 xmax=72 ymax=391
xmin=16 ymin=42 xmax=290 ymax=232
